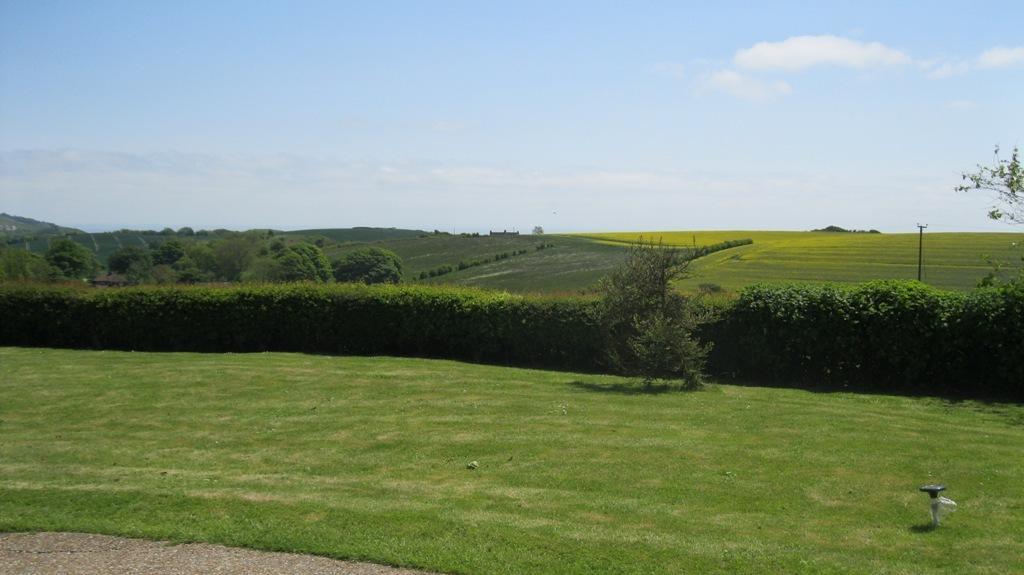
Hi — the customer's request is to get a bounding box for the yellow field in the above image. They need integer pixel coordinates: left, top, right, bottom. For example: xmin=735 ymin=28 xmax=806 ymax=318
xmin=575 ymin=231 xmax=1024 ymax=292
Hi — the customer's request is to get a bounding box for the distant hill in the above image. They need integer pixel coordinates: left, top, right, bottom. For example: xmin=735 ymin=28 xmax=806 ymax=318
xmin=279 ymin=227 xmax=427 ymax=243
xmin=811 ymin=225 xmax=881 ymax=233
xmin=0 ymin=213 xmax=82 ymax=237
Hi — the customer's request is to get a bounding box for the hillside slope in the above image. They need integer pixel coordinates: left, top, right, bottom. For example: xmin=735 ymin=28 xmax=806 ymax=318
xmin=0 ymin=213 xmax=82 ymax=237
xmin=327 ymin=234 xmax=631 ymax=293
xmin=579 ymin=231 xmax=1024 ymax=292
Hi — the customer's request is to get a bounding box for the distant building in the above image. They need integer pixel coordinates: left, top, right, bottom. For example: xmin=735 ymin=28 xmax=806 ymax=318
xmin=489 ymin=230 xmax=520 ymax=236
xmin=91 ymin=273 xmax=128 ymax=287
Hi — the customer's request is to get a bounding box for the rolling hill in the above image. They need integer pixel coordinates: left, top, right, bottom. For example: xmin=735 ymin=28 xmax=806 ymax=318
xmin=0 ymin=213 xmax=82 ymax=238
xmin=4 ymin=213 xmax=1020 ymax=293
xmin=577 ymin=230 xmax=1024 ymax=292
xmin=325 ymin=233 xmax=630 ymax=293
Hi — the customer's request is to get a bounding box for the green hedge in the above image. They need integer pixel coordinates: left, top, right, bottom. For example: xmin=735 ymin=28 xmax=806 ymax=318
xmin=705 ymin=281 xmax=1024 ymax=398
xmin=0 ymin=284 xmax=604 ymax=371
xmin=1 ymin=280 xmax=1021 ymax=399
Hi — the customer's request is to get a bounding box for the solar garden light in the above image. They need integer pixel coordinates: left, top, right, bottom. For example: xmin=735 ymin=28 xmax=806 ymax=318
xmin=919 ymin=484 xmax=957 ymax=527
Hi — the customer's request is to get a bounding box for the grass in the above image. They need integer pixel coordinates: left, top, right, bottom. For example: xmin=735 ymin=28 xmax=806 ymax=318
xmin=577 ymin=231 xmax=1024 ymax=293
xmin=1 ymin=348 xmax=1022 ymax=574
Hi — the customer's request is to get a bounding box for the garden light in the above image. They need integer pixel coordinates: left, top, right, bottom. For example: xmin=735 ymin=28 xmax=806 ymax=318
xmin=919 ymin=484 xmax=957 ymax=527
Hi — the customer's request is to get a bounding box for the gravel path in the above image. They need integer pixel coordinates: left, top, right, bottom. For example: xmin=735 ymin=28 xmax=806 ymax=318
xmin=0 ymin=532 xmax=443 ymax=575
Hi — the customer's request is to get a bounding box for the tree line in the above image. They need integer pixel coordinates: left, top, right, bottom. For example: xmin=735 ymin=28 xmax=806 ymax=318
xmin=0 ymin=232 xmax=405 ymax=285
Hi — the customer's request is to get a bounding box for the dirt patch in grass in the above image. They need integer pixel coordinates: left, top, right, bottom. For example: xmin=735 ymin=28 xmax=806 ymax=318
xmin=0 ymin=532 xmax=442 ymax=575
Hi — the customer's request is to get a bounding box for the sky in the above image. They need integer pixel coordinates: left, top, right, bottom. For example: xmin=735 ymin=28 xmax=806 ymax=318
xmin=1 ymin=1 xmax=1022 ymax=233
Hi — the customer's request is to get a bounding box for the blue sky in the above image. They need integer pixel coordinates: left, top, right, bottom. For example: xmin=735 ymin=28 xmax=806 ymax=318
xmin=1 ymin=1 xmax=1022 ymax=232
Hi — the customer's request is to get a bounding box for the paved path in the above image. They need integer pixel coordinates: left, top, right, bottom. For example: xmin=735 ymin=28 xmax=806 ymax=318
xmin=0 ymin=532 xmax=441 ymax=575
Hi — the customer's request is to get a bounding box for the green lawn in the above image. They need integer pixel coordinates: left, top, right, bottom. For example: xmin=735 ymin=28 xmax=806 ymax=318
xmin=1 ymin=348 xmax=1021 ymax=574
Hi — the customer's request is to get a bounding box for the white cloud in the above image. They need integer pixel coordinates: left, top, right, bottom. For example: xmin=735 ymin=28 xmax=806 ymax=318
xmin=977 ymin=46 xmax=1024 ymax=68
xmin=701 ymin=69 xmax=792 ymax=101
xmin=735 ymin=35 xmax=910 ymax=71
xmin=2 ymin=149 xmax=1011 ymax=233
xmin=924 ymin=60 xmax=970 ymax=79
xmin=922 ymin=46 xmax=1024 ymax=79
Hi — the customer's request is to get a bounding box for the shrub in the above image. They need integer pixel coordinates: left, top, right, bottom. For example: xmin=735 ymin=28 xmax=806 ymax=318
xmin=599 ymin=240 xmax=709 ymax=387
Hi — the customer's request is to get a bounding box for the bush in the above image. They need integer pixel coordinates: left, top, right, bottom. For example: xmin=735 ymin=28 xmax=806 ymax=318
xmin=599 ymin=241 xmax=709 ymax=387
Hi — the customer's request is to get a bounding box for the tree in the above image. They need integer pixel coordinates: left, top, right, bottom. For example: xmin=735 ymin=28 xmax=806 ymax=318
xmin=533 ymin=226 xmax=544 ymax=235
xmin=333 ymin=247 xmax=403 ymax=284
xmin=0 ymin=248 xmax=56 ymax=281
xmin=957 ymin=145 xmax=1023 ymax=224
xmin=277 ymin=242 xmax=332 ymax=282
xmin=171 ymin=254 xmax=208 ymax=283
xmin=45 ymin=238 xmax=98 ymax=280
xmin=598 ymin=239 xmax=709 ymax=387
xmin=150 ymin=264 xmax=178 ymax=284
xmin=212 ymin=233 xmax=261 ymax=281
xmin=151 ymin=238 xmax=187 ymax=266
xmin=184 ymin=243 xmax=217 ymax=279
xmin=958 ymin=145 xmax=1024 ymax=286
xmin=107 ymin=245 xmax=153 ymax=284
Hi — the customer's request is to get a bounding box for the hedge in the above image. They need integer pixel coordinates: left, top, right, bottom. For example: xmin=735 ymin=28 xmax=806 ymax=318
xmin=1 ymin=280 xmax=1021 ymax=399
xmin=0 ymin=283 xmax=605 ymax=371
xmin=704 ymin=280 xmax=1024 ymax=399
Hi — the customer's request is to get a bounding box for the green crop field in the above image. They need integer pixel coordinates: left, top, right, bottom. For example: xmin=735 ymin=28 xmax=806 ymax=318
xmin=280 ymin=227 xmax=427 ymax=243
xmin=577 ymin=231 xmax=1024 ymax=293
xmin=327 ymin=234 xmax=632 ymax=293
xmin=1 ymin=348 xmax=1021 ymax=574
xmin=9 ymin=231 xmax=174 ymax=264
xmin=7 ymin=221 xmax=1022 ymax=294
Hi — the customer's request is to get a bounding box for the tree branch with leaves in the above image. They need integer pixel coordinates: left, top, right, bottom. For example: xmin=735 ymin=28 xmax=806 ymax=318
xmin=957 ymin=145 xmax=1023 ymax=224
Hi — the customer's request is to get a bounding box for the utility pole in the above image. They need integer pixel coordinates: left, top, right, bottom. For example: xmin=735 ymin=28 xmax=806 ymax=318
xmin=916 ymin=223 xmax=928 ymax=281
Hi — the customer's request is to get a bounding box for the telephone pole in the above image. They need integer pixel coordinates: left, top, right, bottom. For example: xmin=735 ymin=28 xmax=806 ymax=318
xmin=916 ymin=223 xmax=928 ymax=281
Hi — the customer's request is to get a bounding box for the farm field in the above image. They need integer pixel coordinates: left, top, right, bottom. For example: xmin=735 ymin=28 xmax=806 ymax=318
xmin=1 ymin=347 xmax=1021 ymax=574
xmin=327 ymin=234 xmax=631 ymax=293
xmin=6 ymin=222 xmax=1022 ymax=294
xmin=9 ymin=231 xmax=166 ymax=264
xmin=578 ymin=231 xmax=1024 ymax=293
